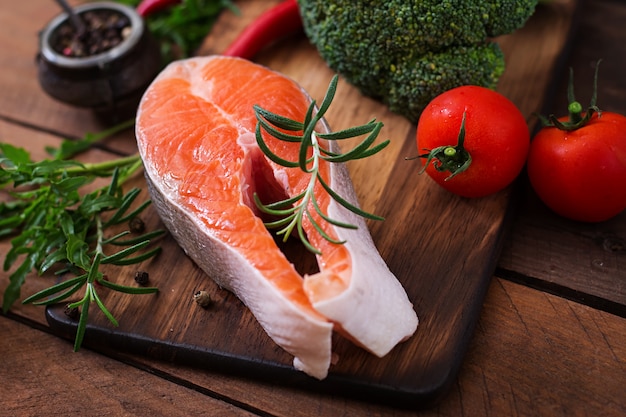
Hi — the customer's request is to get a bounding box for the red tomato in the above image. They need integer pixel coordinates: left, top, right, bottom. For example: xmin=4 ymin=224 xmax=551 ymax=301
xmin=416 ymin=86 xmax=530 ymax=198
xmin=527 ymin=111 xmax=626 ymax=222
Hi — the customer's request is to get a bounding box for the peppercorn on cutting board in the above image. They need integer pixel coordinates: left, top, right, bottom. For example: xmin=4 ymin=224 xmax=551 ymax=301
xmin=45 ymin=0 xmax=580 ymax=408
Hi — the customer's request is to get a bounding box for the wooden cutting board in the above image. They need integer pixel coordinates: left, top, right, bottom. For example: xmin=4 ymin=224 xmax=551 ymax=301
xmin=45 ymin=0 xmax=580 ymax=408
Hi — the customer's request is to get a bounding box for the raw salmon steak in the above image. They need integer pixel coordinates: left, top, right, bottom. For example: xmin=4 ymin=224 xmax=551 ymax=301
xmin=136 ymin=56 xmax=418 ymax=379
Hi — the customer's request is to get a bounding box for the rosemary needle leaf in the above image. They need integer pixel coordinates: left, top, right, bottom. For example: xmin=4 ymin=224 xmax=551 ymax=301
xmin=324 ymin=124 xmax=385 ymax=163
xmin=102 ymin=230 xmax=132 ymax=244
xmin=263 ymin=214 xmax=298 ymax=230
xmin=30 ymin=281 xmax=85 ymax=306
xmin=307 ymin=209 xmax=347 ymax=245
xmin=352 ymin=140 xmax=392 ymax=160
xmin=318 ymin=175 xmax=385 ymax=221
xmin=297 ymin=221 xmax=321 ymax=255
xmin=107 ymin=199 xmax=152 ymax=227
xmin=256 ymin=116 xmax=303 ymax=142
xmin=98 ymin=278 xmax=158 ymax=294
xmin=253 ymin=105 xmax=303 ymax=131
xmin=317 ymin=119 xmax=379 ymax=141
xmin=90 ymin=287 xmax=119 ymax=327
xmin=298 ymin=130 xmax=313 ymax=172
xmin=72 ymin=296 xmax=89 ymax=352
xmin=311 ymin=196 xmax=358 ymax=230
xmin=102 ymin=187 xmax=142 ymax=225
xmin=106 ymin=229 xmax=166 ymax=246
xmin=253 ymin=192 xmax=303 ymax=213
xmin=316 ymin=75 xmax=339 ymax=117
xmin=106 ymin=246 xmax=162 ymax=266
xmin=22 ymin=274 xmax=87 ymax=304
xmin=255 ymin=123 xmax=299 ymax=168
xmin=100 ymin=241 xmax=152 ymax=265
xmin=302 ymin=102 xmax=318 ymax=141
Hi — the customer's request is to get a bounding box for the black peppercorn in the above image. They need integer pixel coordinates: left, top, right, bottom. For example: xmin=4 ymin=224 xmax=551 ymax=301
xmin=134 ymin=271 xmax=150 ymax=286
xmin=64 ymin=304 xmax=80 ymax=320
xmin=129 ymin=217 xmax=145 ymax=234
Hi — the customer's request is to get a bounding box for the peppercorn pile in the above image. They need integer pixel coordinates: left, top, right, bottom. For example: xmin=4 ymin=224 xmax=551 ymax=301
xmin=52 ymin=10 xmax=132 ymax=57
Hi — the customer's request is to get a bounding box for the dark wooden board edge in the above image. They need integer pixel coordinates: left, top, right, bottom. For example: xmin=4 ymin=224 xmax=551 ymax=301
xmin=45 ymin=301 xmax=458 ymax=410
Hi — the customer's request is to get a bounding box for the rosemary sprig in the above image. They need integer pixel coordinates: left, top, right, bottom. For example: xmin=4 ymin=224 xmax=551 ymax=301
xmin=253 ymin=75 xmax=389 ymax=254
xmin=1 ymin=127 xmax=163 ymax=351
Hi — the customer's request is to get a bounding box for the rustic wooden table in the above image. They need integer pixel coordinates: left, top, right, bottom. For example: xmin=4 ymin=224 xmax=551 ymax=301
xmin=1 ymin=0 xmax=625 ymax=416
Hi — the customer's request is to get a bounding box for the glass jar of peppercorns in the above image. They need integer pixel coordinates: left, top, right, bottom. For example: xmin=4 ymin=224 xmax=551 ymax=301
xmin=37 ymin=2 xmax=162 ymax=124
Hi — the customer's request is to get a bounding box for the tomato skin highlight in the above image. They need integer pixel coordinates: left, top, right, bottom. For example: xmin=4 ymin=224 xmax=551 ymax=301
xmin=527 ymin=111 xmax=626 ymax=222
xmin=416 ymin=86 xmax=530 ymax=198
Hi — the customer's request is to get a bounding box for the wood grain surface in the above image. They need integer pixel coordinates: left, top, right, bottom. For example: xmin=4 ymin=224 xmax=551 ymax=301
xmin=0 ymin=316 xmax=256 ymax=417
xmin=2 ymin=0 xmax=626 ymax=416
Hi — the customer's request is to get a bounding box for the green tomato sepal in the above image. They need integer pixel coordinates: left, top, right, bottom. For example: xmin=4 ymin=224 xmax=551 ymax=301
xmin=418 ymin=111 xmax=472 ymax=181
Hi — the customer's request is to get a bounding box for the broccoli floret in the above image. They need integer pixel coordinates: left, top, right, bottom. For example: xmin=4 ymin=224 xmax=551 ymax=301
xmin=298 ymin=0 xmax=538 ymax=122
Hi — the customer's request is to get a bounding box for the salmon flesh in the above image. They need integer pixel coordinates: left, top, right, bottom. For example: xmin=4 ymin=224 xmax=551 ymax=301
xmin=135 ymin=56 xmax=418 ymax=379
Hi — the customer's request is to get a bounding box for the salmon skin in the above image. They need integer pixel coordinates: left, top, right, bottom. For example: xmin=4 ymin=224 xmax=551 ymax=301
xmin=136 ymin=56 xmax=418 ymax=379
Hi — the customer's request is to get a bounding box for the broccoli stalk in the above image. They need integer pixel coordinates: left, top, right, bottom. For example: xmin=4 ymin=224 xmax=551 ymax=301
xmin=297 ymin=0 xmax=538 ymax=122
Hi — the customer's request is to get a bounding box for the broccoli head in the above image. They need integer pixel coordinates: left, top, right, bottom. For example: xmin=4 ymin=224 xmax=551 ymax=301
xmin=298 ymin=0 xmax=538 ymax=122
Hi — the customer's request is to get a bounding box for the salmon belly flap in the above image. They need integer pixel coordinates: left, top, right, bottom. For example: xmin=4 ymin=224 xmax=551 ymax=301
xmin=135 ymin=56 xmax=418 ymax=379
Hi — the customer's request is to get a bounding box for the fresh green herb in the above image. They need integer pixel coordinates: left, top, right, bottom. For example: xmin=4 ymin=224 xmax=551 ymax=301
xmin=116 ymin=0 xmax=238 ymax=62
xmin=253 ymin=75 xmax=389 ymax=254
xmin=45 ymin=118 xmax=135 ymax=160
xmin=1 ymin=127 xmax=163 ymax=351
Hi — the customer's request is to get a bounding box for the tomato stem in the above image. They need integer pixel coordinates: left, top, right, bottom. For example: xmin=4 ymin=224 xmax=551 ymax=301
xmin=568 ymin=101 xmax=583 ymax=124
xmin=419 ymin=111 xmax=472 ymax=180
xmin=538 ymin=60 xmax=603 ymax=132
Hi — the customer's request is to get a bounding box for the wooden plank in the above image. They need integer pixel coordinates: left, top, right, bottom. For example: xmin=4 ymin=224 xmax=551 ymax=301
xmin=450 ymin=278 xmax=626 ymax=417
xmin=44 ymin=279 xmax=625 ymax=417
xmin=0 ymin=315 xmax=258 ymax=417
xmin=498 ymin=0 xmax=626 ymax=314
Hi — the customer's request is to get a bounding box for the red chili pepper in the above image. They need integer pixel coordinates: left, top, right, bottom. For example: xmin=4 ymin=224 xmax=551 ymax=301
xmin=222 ymin=0 xmax=303 ymax=60
xmin=136 ymin=0 xmax=181 ymax=17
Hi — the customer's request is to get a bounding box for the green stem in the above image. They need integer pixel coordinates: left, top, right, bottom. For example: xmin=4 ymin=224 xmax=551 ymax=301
xmin=116 ymin=157 xmax=144 ymax=185
xmin=63 ymin=154 xmax=142 ymax=177
xmin=568 ymin=101 xmax=583 ymax=125
xmin=95 ymin=214 xmax=105 ymax=257
xmin=540 ymin=60 xmax=603 ymax=131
